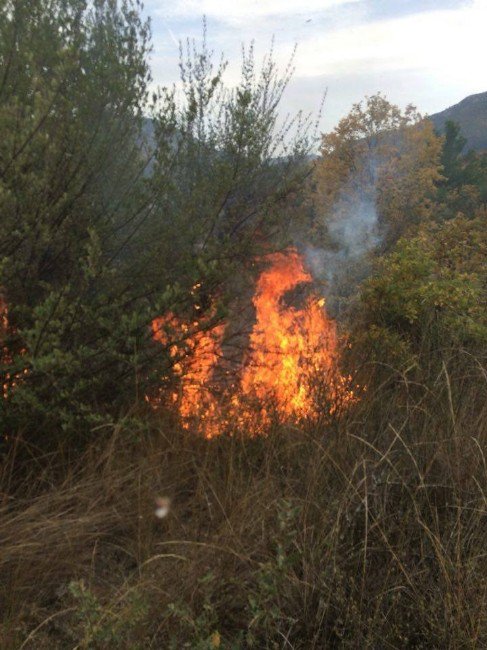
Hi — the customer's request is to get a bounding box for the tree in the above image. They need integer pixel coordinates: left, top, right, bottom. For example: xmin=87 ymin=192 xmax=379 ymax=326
xmin=0 ymin=3 xmax=314 ymax=449
xmin=136 ymin=34 xmax=315 ymax=410
xmin=144 ymin=36 xmax=313 ymax=305
xmin=0 ymin=0 xmax=158 ymax=444
xmin=435 ymin=120 xmax=487 ymax=220
xmin=440 ymin=120 xmax=467 ymax=184
xmin=312 ymin=94 xmax=443 ymax=251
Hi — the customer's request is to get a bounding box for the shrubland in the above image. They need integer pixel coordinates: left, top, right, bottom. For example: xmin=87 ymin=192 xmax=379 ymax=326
xmin=1 ymin=1 xmax=486 ymax=647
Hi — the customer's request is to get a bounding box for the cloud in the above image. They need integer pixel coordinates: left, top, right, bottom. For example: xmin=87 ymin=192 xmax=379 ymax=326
xmin=294 ymin=1 xmax=487 ymax=79
xmin=158 ymin=0 xmax=359 ymax=24
xmin=146 ymin=0 xmax=471 ymax=26
xmin=147 ymin=0 xmax=486 ymax=80
xmin=145 ymin=0 xmax=487 ymax=130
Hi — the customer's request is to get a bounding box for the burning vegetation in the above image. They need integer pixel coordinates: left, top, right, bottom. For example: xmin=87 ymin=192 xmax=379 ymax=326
xmin=152 ymin=248 xmax=354 ymax=436
xmin=0 ymin=298 xmax=27 ymax=401
xmin=2 ymin=0 xmax=487 ymax=645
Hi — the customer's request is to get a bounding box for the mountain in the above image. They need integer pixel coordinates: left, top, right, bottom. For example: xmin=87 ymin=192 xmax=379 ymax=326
xmin=429 ymin=92 xmax=487 ymax=151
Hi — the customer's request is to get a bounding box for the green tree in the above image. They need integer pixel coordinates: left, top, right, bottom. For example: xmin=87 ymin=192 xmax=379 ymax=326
xmin=144 ymin=36 xmax=313 ymax=308
xmin=436 ymin=120 xmax=487 ymax=220
xmin=0 ymin=0 xmax=158 ymax=444
xmin=0 ymin=3 xmax=313 ymax=449
xmin=440 ymin=120 xmax=467 ymax=184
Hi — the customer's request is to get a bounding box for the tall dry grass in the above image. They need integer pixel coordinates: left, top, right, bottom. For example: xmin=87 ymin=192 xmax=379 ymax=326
xmin=0 ymin=350 xmax=486 ymax=648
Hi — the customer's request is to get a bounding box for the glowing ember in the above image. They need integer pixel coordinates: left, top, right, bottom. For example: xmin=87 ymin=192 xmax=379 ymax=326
xmin=0 ymin=297 xmax=27 ymax=400
xmin=152 ymin=248 xmax=353 ymax=436
xmin=1 ymin=297 xmax=9 ymax=399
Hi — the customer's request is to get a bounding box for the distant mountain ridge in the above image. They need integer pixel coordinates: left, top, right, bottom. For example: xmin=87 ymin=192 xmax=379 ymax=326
xmin=140 ymin=93 xmax=487 ymax=157
xmin=429 ymin=91 xmax=487 ymax=152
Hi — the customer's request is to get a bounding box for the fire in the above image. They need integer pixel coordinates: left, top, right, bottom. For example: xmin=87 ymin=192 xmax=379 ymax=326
xmin=152 ymin=248 xmax=353 ymax=436
xmin=240 ymin=249 xmax=338 ymax=423
xmin=151 ymin=310 xmax=225 ymax=437
xmin=0 ymin=297 xmax=28 ymax=400
xmin=1 ymin=297 xmax=9 ymax=399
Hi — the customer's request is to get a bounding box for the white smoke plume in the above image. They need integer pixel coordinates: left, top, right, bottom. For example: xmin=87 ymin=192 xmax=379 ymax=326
xmin=307 ymin=194 xmax=378 ymax=274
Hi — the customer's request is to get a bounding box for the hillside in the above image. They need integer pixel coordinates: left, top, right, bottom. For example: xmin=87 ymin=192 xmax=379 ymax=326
xmin=429 ymin=91 xmax=487 ymax=151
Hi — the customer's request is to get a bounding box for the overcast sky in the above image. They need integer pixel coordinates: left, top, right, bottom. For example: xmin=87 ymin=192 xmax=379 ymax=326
xmin=144 ymin=0 xmax=487 ymax=132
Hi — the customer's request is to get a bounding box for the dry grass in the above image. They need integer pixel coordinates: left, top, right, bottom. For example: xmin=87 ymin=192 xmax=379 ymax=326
xmin=1 ymin=352 xmax=486 ymax=648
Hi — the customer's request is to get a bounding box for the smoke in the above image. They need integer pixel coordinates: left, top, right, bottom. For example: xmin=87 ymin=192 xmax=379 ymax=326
xmin=310 ymin=196 xmax=378 ymax=269
xmin=307 ymin=194 xmax=378 ymax=269
xmin=302 ymin=165 xmax=382 ymax=316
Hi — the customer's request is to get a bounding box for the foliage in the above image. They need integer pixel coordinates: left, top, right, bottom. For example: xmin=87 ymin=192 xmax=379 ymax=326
xmin=1 ymin=364 xmax=485 ymax=648
xmin=245 ymin=499 xmax=302 ymax=647
xmin=0 ymin=2 xmax=312 ymax=447
xmin=67 ymin=579 xmax=149 ymax=649
xmin=0 ymin=0 xmax=155 ymax=441
xmin=355 ymin=212 xmax=487 ymax=368
xmin=311 ymin=93 xmax=443 ymax=250
xmin=144 ymin=32 xmax=313 ymax=316
xmin=436 ymin=120 xmax=487 ymax=220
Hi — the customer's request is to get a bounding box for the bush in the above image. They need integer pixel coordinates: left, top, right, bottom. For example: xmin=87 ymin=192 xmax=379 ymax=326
xmin=355 ymin=213 xmax=487 ymax=369
xmin=0 ymin=2 xmax=313 ymax=450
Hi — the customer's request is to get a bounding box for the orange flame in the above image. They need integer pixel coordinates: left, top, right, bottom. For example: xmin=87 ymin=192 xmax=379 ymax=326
xmin=151 ymin=310 xmax=225 ymax=437
xmin=240 ymin=249 xmax=338 ymax=423
xmin=152 ymin=249 xmax=354 ymax=436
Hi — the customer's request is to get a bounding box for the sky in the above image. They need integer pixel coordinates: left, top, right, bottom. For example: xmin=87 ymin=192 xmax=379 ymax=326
xmin=143 ymin=0 xmax=487 ymax=132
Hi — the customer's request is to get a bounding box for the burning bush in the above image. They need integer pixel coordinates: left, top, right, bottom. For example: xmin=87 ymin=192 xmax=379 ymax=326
xmin=151 ymin=249 xmax=356 ymax=437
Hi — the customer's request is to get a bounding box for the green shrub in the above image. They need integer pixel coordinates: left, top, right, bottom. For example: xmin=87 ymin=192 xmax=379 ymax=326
xmin=356 ymin=213 xmax=487 ymax=368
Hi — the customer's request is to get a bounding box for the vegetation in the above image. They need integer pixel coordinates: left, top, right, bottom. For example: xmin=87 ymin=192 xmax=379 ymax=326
xmin=2 ymin=374 xmax=486 ymax=648
xmin=1 ymin=1 xmax=486 ymax=648
xmin=436 ymin=120 xmax=487 ymax=219
xmin=312 ymin=94 xmax=442 ymax=249
xmin=0 ymin=1 xmax=311 ymax=447
xmin=430 ymin=91 xmax=487 ymax=152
